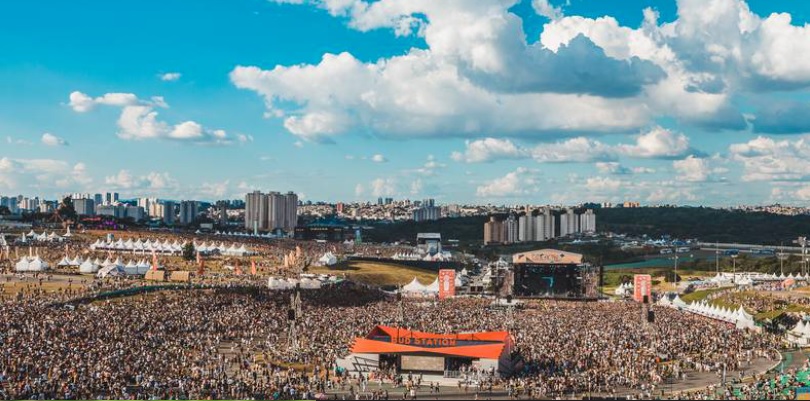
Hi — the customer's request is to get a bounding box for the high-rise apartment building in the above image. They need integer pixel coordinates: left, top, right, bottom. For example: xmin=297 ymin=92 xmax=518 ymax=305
xmin=162 ymin=201 xmax=175 ymax=225
xmin=504 ymin=214 xmax=519 ymax=244
xmin=125 ymin=206 xmax=145 ymax=222
xmin=104 ymin=192 xmax=119 ymax=205
xmin=73 ymin=198 xmax=95 ymax=216
xmin=216 ymin=201 xmax=229 ymax=226
xmin=179 ymin=200 xmax=198 ymax=225
xmin=244 ymin=191 xmax=298 ymax=233
xmin=581 ymin=209 xmax=597 ymax=233
xmin=483 ymin=216 xmax=503 ymax=245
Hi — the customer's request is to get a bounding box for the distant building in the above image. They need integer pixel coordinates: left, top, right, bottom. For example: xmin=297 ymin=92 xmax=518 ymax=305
xmin=244 ymin=191 xmax=298 ymax=233
xmin=504 ymin=214 xmax=519 ymax=244
xmin=96 ymin=204 xmax=127 ymax=219
xmin=413 ymin=205 xmax=441 ymax=222
xmin=216 ymin=201 xmax=228 ymax=226
xmin=104 ymin=192 xmax=119 ymax=205
xmin=245 ymin=191 xmax=269 ymax=232
xmin=125 ymin=205 xmax=145 ymax=222
xmin=162 ymin=201 xmax=176 ymax=225
xmin=178 ymin=200 xmax=198 ymax=225
xmin=73 ymin=198 xmax=95 ymax=216
xmin=94 ymin=193 xmax=103 ymax=206
xmin=484 ymin=216 xmax=504 ymax=245
xmin=581 ymin=209 xmax=596 ymax=233
xmin=559 ymin=209 xmax=579 ymax=237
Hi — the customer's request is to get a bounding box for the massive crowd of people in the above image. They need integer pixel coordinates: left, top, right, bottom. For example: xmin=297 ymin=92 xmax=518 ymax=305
xmin=0 ymin=279 xmax=785 ymax=400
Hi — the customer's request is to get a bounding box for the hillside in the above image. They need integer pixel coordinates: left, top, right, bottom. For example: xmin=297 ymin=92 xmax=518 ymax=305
xmin=597 ymin=207 xmax=810 ymax=244
xmin=364 ymin=207 xmax=810 ymax=246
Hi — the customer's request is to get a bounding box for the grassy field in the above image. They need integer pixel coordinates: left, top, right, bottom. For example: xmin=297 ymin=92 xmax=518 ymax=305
xmin=680 ymin=287 xmax=731 ymax=304
xmin=0 ymin=279 xmax=90 ymax=295
xmin=310 ymin=260 xmax=436 ymax=287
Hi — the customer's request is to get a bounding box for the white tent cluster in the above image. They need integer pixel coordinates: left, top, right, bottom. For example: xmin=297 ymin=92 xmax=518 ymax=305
xmin=401 ymin=270 xmax=468 ymax=296
xmin=658 ymin=295 xmax=756 ymax=330
xmin=317 ymin=251 xmax=337 ymax=266
xmin=215 ymin=230 xmax=277 ymax=239
xmin=709 ymin=272 xmax=809 ymax=286
xmin=57 ymin=255 xmax=85 ymax=267
xmin=15 ymin=253 xmax=50 ymax=272
xmin=22 ymin=230 xmax=64 ymax=243
xmin=614 ymin=282 xmax=634 ymax=296
xmin=392 ymin=250 xmax=453 ymax=262
xmin=89 ymin=238 xmax=254 ymax=257
xmin=95 ymin=257 xmax=155 ymax=278
xmin=787 ymin=320 xmax=810 ymax=346
xmin=267 ymin=274 xmax=338 ymax=290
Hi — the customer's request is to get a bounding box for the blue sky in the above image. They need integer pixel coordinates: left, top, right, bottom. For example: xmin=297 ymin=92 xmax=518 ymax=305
xmin=3 ymin=0 xmax=810 ymax=206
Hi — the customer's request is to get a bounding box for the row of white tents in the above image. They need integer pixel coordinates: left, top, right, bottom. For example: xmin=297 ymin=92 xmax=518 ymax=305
xmin=215 ymin=231 xmax=279 ymax=239
xmin=15 ymin=256 xmax=50 ymax=272
xmin=402 ymin=275 xmax=468 ymax=295
xmin=21 ymin=230 xmax=65 ymax=243
xmin=657 ymin=295 xmax=757 ymax=330
xmin=267 ymin=274 xmax=339 ymax=290
xmin=89 ymin=238 xmax=254 ymax=256
xmin=391 ymin=251 xmax=454 ymax=262
xmin=709 ymin=272 xmax=810 ymax=285
xmin=788 ymin=321 xmax=810 ymax=346
xmin=614 ymin=282 xmax=634 ymax=296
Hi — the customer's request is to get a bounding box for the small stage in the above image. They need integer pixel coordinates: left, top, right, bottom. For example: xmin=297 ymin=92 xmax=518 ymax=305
xmin=337 ymin=326 xmax=515 ymax=382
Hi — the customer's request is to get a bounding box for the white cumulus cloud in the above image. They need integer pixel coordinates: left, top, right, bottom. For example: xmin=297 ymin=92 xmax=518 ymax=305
xmin=41 ymin=133 xmax=68 ymax=147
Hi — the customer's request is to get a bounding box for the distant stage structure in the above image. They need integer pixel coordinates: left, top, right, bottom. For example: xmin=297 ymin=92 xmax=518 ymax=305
xmin=510 ymin=249 xmax=598 ymax=299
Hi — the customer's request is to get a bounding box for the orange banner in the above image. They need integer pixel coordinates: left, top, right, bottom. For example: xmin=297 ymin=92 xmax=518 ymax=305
xmin=634 ymin=274 xmax=652 ymax=303
xmin=438 ymin=269 xmax=455 ymax=300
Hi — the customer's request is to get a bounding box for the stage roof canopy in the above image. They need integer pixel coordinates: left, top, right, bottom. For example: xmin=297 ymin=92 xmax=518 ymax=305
xmin=512 ymin=249 xmax=583 ymax=265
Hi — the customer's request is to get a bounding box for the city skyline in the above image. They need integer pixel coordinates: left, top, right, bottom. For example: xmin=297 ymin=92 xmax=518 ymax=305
xmin=4 ymin=0 xmax=810 ymax=205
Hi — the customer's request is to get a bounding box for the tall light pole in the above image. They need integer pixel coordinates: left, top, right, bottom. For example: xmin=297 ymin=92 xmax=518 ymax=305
xmin=778 ymin=244 xmax=788 ymax=276
xmin=794 ymin=237 xmax=808 ymax=276
xmin=715 ymin=242 xmax=720 ymax=276
xmin=731 ymin=254 xmax=739 ymax=284
xmin=671 ymin=255 xmax=679 ymax=288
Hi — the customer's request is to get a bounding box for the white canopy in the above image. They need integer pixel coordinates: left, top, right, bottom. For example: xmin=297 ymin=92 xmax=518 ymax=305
xmin=402 ymin=277 xmax=427 ymax=293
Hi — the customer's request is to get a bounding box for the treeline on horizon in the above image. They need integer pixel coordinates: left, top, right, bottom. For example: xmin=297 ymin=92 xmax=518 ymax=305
xmin=366 ymin=207 xmax=810 ymax=247
xmin=597 ymin=206 xmax=810 ymax=245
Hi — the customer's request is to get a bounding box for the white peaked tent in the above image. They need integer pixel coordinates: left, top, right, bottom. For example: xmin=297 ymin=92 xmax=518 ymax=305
xmin=402 ymin=277 xmax=428 ymax=293
xmin=57 ymin=256 xmax=71 ymax=267
xmin=15 ymin=256 xmax=31 ymax=272
xmin=318 ymin=252 xmax=337 ymax=266
xmin=673 ymin=299 xmax=758 ymax=332
xmin=26 ymin=256 xmax=49 ymax=272
xmin=735 ymin=306 xmax=756 ymax=330
xmin=79 ymin=259 xmax=100 ymax=274
xmin=614 ymin=282 xmax=633 ymax=296
xmin=424 ymin=278 xmax=440 ymax=293
xmin=96 ymin=263 xmax=125 ymax=278
xmin=63 ymin=226 xmax=72 ymax=237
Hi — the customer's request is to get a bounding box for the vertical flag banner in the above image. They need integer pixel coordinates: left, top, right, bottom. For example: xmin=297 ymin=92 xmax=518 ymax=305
xmin=438 ymin=269 xmax=456 ymax=299
xmin=633 ymin=274 xmax=652 ymax=302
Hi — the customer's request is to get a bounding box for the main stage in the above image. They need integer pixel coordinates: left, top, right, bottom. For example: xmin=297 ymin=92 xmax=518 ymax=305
xmin=511 ymin=249 xmax=599 ymax=299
